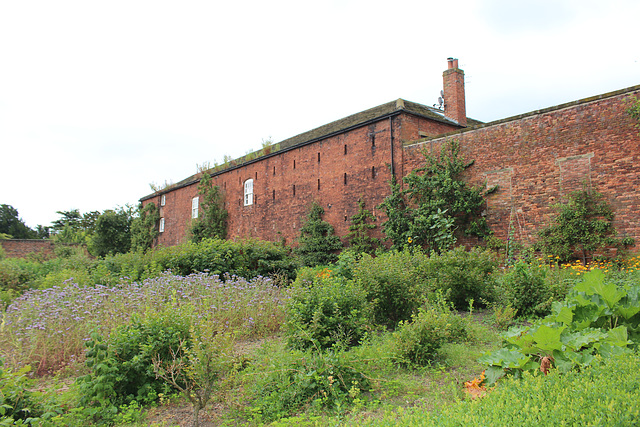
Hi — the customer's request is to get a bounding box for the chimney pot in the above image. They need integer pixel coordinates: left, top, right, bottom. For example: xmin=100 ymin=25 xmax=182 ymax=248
xmin=442 ymin=58 xmax=466 ymax=127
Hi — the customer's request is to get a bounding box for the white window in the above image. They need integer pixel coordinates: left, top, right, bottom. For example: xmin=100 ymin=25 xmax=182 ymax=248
xmin=192 ymin=197 xmax=199 ymax=218
xmin=244 ymin=179 xmax=254 ymax=206
xmin=161 ymin=194 xmax=166 ymax=206
xmin=159 ymin=218 xmax=165 ymax=233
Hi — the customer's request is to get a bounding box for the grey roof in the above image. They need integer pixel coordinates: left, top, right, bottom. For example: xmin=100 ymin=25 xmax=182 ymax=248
xmin=141 ymin=99 xmax=482 ymax=201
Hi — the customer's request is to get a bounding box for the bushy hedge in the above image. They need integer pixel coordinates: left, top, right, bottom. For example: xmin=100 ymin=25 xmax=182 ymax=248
xmin=0 ymin=238 xmax=298 ymax=296
xmin=285 ymin=267 xmax=372 ymax=350
xmin=352 ymin=250 xmax=431 ymax=326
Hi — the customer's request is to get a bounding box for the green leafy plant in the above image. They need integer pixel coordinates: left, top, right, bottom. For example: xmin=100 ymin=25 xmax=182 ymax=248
xmin=345 ymin=199 xmax=380 ymax=255
xmin=295 ymin=202 xmax=343 ymax=267
xmin=479 ymin=269 xmax=638 ymax=385
xmin=379 ymin=140 xmax=491 ymax=251
xmin=152 ymin=322 xmax=235 ymax=427
xmin=421 ymin=246 xmax=498 ymax=310
xmin=249 ymin=345 xmax=370 ymax=423
xmin=130 ymin=202 xmax=160 ymax=252
xmin=0 ymin=359 xmax=42 ymax=424
xmin=78 ymin=312 xmax=192 ymax=422
xmin=537 ymin=189 xmax=633 ymax=264
xmin=391 ymin=293 xmax=471 ymax=366
xmin=190 ymin=172 xmax=228 ymax=242
xmin=352 ymin=249 xmax=430 ymax=327
xmin=285 ymin=269 xmax=372 ymax=350
xmin=492 ymin=260 xmax=566 ymax=319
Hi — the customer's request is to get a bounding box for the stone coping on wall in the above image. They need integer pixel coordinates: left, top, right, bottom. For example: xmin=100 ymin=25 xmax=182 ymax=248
xmin=405 ymin=84 xmax=640 ymax=147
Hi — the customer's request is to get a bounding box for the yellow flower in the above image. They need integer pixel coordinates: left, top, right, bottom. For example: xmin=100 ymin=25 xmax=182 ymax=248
xmin=408 ymin=237 xmax=413 ymax=244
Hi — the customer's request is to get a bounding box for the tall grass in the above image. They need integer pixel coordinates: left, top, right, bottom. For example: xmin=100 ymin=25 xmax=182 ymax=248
xmin=0 ymin=273 xmax=289 ymax=375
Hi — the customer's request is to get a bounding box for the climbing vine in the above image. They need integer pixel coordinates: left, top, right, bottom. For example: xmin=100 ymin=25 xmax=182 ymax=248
xmin=379 ymin=140 xmax=491 ymax=251
xmin=190 ymin=172 xmax=228 ymax=242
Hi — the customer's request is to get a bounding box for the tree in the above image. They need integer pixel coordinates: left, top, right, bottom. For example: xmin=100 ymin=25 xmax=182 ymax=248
xmin=296 ymin=202 xmax=343 ymax=267
xmin=346 ymin=199 xmax=379 ymax=254
xmin=190 ymin=172 xmax=228 ymax=242
xmin=537 ymin=189 xmax=633 ymax=264
xmin=0 ymin=204 xmax=36 ymax=239
xmin=88 ymin=207 xmax=134 ymax=257
xmin=131 ymin=202 xmax=160 ymax=252
xmin=379 ymin=140 xmax=490 ymax=252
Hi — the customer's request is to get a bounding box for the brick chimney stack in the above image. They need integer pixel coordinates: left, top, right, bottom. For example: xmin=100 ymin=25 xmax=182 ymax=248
xmin=443 ymin=57 xmax=467 ymax=127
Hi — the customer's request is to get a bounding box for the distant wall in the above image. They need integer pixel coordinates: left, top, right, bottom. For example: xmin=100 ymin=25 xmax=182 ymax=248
xmin=1 ymin=239 xmax=55 ymax=259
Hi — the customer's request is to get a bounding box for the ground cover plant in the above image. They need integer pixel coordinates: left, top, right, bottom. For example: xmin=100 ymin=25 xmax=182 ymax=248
xmin=359 ymin=351 xmax=640 ymax=426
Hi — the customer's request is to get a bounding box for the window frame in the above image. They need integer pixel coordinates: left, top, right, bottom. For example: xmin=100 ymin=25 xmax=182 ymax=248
xmin=159 ymin=217 xmax=165 ymax=233
xmin=192 ymin=196 xmax=199 ymax=219
xmin=244 ymin=179 xmax=254 ymax=206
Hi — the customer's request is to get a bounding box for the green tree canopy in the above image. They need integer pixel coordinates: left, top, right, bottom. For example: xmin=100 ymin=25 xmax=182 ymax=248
xmin=88 ymin=207 xmax=134 ymax=257
xmin=131 ymin=202 xmax=160 ymax=252
xmin=0 ymin=204 xmax=37 ymax=239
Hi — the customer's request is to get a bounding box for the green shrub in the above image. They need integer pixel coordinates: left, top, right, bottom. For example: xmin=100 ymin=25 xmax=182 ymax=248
xmin=0 ymin=359 xmax=42 ymax=423
xmin=285 ymin=269 xmax=372 ymax=350
xmin=493 ymin=260 xmax=569 ymax=318
xmin=352 ymin=250 xmax=431 ymax=327
xmin=392 ymin=294 xmax=470 ymax=366
xmin=153 ymin=238 xmax=297 ymax=280
xmin=78 ymin=311 xmax=192 ymax=421
xmin=422 ymin=246 xmax=498 ymax=310
xmin=295 ymin=202 xmax=343 ymax=267
xmin=249 ymin=346 xmax=370 ymax=423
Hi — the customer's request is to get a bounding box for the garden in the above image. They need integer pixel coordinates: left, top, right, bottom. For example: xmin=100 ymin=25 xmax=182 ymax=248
xmin=1 ymin=239 xmax=639 ymax=426
xmin=1 ymin=139 xmax=639 ymax=425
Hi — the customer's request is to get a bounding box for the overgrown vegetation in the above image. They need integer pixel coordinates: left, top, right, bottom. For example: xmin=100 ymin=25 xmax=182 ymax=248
xmin=537 ymin=188 xmax=634 ymax=264
xmin=2 ymin=211 xmax=640 ymax=425
xmin=295 ymin=202 xmax=343 ymax=267
xmin=379 ymin=140 xmax=492 ymax=251
xmin=190 ymin=172 xmax=228 ymax=242
xmin=345 ymin=199 xmax=379 ymax=255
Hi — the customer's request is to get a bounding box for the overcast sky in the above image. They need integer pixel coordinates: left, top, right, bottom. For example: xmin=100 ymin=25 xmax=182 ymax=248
xmin=1 ymin=0 xmax=639 ymax=229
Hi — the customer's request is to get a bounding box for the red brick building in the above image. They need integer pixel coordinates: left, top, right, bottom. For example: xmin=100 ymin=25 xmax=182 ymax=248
xmin=141 ymin=59 xmax=640 ymax=249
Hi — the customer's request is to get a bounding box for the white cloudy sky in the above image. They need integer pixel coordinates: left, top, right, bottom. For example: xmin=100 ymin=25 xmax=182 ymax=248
xmin=1 ymin=0 xmax=639 ymax=229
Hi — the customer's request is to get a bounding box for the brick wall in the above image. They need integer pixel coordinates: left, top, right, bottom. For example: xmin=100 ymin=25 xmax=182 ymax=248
xmin=146 ymin=111 xmax=460 ymax=247
xmin=1 ymin=239 xmax=55 ymax=259
xmin=403 ymin=87 xmax=640 ymax=248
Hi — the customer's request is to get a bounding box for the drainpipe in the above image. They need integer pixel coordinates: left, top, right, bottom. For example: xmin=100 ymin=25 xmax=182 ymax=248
xmin=389 ymin=116 xmax=395 ymax=177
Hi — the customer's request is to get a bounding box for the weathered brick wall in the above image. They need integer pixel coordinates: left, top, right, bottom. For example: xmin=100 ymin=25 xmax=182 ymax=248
xmin=404 ymin=88 xmax=640 ymax=248
xmin=0 ymin=239 xmax=55 ymax=259
xmin=147 ymin=111 xmax=460 ymax=247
